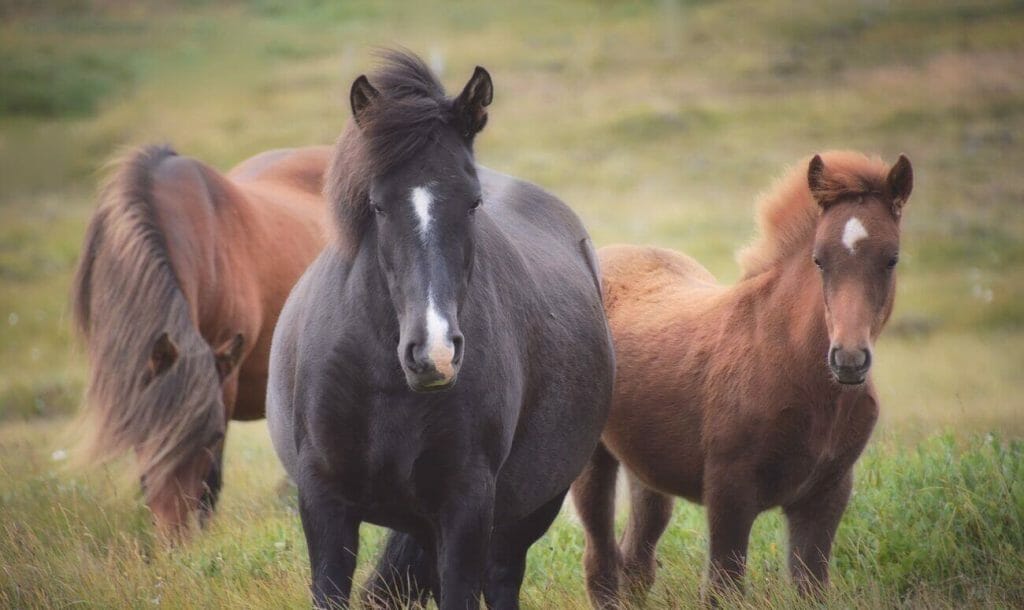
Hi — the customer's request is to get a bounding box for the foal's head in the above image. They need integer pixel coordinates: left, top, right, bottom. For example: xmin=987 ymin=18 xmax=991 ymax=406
xmin=339 ymin=53 xmax=493 ymax=392
xmin=808 ymin=154 xmax=913 ymax=385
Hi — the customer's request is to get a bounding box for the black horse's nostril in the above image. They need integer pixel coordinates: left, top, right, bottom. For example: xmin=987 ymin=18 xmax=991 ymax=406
xmin=451 ymin=334 xmax=465 ymax=366
xmin=404 ymin=342 xmax=425 ymax=373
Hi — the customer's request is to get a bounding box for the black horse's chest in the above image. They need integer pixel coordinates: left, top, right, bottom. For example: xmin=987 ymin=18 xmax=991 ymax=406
xmin=304 ymin=373 xmax=512 ymax=514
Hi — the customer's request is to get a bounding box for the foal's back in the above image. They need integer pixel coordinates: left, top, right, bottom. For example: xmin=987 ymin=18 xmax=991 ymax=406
xmin=598 ymin=244 xmax=735 ymax=501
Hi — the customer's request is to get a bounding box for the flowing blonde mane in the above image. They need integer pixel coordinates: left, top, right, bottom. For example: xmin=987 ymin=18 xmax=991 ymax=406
xmin=736 ymin=151 xmax=891 ymax=278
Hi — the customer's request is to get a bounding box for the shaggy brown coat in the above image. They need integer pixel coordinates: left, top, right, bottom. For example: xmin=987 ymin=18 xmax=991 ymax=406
xmin=72 ymin=145 xmax=329 ymax=538
xmin=572 ymin=151 xmax=913 ymax=606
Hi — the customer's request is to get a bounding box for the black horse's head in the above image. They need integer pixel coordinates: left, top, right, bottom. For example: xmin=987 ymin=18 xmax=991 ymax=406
xmin=339 ymin=52 xmax=493 ymax=392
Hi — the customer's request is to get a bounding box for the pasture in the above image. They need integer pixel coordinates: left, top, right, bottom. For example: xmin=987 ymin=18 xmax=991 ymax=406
xmin=1 ymin=1 xmax=1022 ymax=607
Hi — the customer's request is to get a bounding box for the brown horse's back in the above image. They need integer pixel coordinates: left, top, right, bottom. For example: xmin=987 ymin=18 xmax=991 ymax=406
xmin=229 ymin=146 xmax=332 ymax=193
xmin=226 ymin=147 xmax=331 ymax=419
xmin=144 ymin=146 xmax=330 ymax=422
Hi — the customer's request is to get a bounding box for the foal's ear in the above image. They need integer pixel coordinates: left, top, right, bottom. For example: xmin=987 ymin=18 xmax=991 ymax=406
xmin=887 ymin=154 xmax=913 ymax=215
xmin=350 ymin=75 xmax=380 ymax=127
xmin=214 ymin=333 xmax=245 ymax=381
xmin=807 ymin=154 xmax=829 ymax=206
xmin=145 ymin=332 xmax=178 ymax=384
xmin=454 ymin=66 xmax=493 ymax=138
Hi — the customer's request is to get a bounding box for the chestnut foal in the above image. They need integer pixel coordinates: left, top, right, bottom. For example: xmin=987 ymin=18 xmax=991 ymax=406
xmin=572 ymin=152 xmax=913 ymax=606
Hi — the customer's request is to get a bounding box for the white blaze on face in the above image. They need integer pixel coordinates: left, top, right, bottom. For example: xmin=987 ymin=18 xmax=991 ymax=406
xmin=411 ymin=186 xmax=433 ymax=243
xmin=425 ymin=294 xmax=455 ymax=380
xmin=411 ymin=185 xmax=455 ymax=381
xmin=842 ymin=217 xmax=869 ymax=254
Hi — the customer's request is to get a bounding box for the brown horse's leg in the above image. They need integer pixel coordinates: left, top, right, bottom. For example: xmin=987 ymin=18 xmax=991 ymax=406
xmin=783 ymin=471 xmax=852 ymax=596
xmin=620 ymin=474 xmax=673 ymax=601
xmin=571 ymin=441 xmax=622 ymax=610
xmin=703 ymin=467 xmax=758 ymax=602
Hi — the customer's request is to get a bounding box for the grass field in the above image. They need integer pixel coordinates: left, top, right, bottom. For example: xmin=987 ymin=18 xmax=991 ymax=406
xmin=1 ymin=1 xmax=1023 ymax=607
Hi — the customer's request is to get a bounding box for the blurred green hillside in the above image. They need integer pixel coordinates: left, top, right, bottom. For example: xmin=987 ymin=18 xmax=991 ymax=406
xmin=1 ymin=1 xmax=1022 ymax=608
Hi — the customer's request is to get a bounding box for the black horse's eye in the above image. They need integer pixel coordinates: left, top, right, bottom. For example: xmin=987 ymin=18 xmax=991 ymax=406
xmin=371 ymin=202 xmax=385 ymax=216
xmin=469 ymin=197 xmax=482 ymax=213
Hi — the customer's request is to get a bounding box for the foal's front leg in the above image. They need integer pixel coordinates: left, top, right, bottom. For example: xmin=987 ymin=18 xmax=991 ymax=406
xmin=436 ymin=477 xmax=496 ymax=610
xmin=784 ymin=471 xmax=852 ymax=595
xmin=703 ymin=464 xmax=758 ymax=601
xmin=298 ymin=484 xmax=361 ymax=609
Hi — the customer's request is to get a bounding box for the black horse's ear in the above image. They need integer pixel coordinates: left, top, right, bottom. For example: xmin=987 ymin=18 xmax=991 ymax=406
xmin=350 ymin=75 xmax=380 ymax=127
xmin=807 ymin=154 xmax=828 ymax=207
xmin=887 ymin=154 xmax=913 ymax=216
xmin=146 ymin=332 xmax=178 ymax=383
xmin=214 ymin=333 xmax=244 ymax=381
xmin=455 ymin=66 xmax=493 ymax=138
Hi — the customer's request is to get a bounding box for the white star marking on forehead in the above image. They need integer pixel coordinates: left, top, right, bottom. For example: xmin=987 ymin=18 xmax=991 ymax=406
xmin=842 ymin=217 xmax=869 ymax=254
xmin=411 ymin=186 xmax=433 ymax=243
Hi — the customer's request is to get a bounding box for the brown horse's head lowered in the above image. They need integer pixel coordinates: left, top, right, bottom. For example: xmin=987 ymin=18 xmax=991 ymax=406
xmin=72 ymin=144 xmax=328 ymax=540
xmin=807 ymin=153 xmax=913 ymax=384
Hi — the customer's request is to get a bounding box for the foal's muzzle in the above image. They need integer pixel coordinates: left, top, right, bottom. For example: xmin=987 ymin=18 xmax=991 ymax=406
xmin=829 ymin=346 xmax=871 ymax=385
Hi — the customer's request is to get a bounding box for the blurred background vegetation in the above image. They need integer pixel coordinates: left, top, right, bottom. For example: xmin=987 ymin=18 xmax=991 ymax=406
xmin=1 ymin=1 xmax=1022 ymax=608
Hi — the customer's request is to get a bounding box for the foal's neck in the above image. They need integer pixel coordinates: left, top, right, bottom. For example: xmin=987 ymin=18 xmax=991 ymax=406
xmin=752 ymin=251 xmax=835 ymax=390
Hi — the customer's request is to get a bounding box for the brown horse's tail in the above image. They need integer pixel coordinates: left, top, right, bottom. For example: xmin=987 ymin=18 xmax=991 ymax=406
xmin=71 ymin=144 xmax=224 ymax=497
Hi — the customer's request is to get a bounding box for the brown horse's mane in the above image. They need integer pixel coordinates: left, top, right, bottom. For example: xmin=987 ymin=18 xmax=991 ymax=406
xmin=325 ymin=50 xmax=458 ymax=250
xmin=736 ymin=151 xmax=891 ymax=278
xmin=71 ymin=144 xmax=222 ymax=496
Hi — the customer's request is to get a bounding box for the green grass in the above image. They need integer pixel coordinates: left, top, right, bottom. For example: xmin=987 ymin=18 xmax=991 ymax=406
xmin=2 ymin=423 xmax=1021 ymax=608
xmin=1 ymin=0 xmax=1022 ymax=607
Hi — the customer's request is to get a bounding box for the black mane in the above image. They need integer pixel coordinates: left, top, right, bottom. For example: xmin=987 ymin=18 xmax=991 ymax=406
xmin=326 ymin=50 xmax=461 ymax=250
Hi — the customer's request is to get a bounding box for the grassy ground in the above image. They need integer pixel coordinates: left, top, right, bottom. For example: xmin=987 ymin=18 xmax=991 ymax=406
xmin=1 ymin=0 xmax=1022 ymax=607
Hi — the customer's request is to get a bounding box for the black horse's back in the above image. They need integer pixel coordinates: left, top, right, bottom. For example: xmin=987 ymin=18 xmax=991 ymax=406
xmin=266 ymin=50 xmax=613 ymax=609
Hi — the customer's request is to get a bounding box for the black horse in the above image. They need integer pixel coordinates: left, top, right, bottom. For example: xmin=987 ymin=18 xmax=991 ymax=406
xmin=267 ymin=51 xmax=615 ymax=609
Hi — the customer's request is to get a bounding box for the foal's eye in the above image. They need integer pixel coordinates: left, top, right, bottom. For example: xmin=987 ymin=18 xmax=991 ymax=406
xmin=886 ymin=256 xmax=899 ymax=269
xmin=469 ymin=198 xmax=482 ymax=213
xmin=812 ymin=256 xmax=823 ymax=270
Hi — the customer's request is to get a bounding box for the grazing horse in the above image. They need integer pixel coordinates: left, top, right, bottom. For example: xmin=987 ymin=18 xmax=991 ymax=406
xmin=572 ymin=152 xmax=913 ymax=607
xmin=71 ymin=144 xmax=329 ymax=539
xmin=266 ymin=51 xmax=614 ymax=610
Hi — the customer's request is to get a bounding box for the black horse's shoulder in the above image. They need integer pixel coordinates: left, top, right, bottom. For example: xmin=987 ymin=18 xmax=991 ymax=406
xmin=478 ymin=166 xmax=589 ymax=243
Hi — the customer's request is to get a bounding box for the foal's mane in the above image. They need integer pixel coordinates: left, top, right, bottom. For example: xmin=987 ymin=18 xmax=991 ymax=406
xmin=737 ymin=151 xmax=891 ymax=278
xmin=326 ymin=50 xmax=458 ymax=249
xmin=71 ymin=145 xmax=222 ymax=494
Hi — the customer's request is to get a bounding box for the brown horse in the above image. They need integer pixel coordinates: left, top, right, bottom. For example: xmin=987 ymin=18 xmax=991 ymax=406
xmin=572 ymin=151 xmax=913 ymax=606
xmin=71 ymin=144 xmax=329 ymax=539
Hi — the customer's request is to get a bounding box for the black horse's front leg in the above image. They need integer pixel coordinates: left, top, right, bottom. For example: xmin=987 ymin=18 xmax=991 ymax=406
xmin=298 ymin=485 xmax=361 ymax=609
xmin=435 ymin=478 xmax=496 ymax=610
xmin=484 ymin=488 xmax=568 ymax=610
